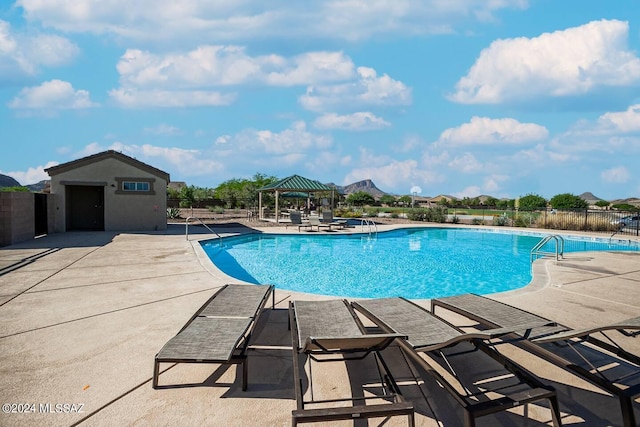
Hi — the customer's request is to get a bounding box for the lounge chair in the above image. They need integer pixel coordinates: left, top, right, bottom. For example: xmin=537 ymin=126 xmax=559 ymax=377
xmin=352 ymin=297 xmax=562 ymax=427
xmin=431 ymin=293 xmax=640 ymax=427
xmin=289 ymin=299 xmax=415 ymax=426
xmin=321 ymin=210 xmax=347 ymax=229
xmin=286 ymin=211 xmax=310 ymax=230
xmin=304 ymin=215 xmax=332 ymax=232
xmin=153 ymin=283 xmax=274 ymax=390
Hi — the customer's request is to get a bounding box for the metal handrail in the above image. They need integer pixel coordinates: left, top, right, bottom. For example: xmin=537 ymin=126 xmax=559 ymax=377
xmin=531 ymin=234 xmax=564 ymax=263
xmin=185 ymin=217 xmax=223 ymax=245
xmin=360 ymin=218 xmax=378 ymax=237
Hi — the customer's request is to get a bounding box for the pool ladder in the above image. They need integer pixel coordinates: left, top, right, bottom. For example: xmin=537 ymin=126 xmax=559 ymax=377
xmin=360 ymin=218 xmax=378 ymax=237
xmin=530 ymin=234 xmax=564 ymax=263
xmin=185 ymin=217 xmax=223 ymax=246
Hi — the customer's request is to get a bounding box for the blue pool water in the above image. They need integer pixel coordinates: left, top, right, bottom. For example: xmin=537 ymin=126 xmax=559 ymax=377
xmin=200 ymin=228 xmax=639 ymax=299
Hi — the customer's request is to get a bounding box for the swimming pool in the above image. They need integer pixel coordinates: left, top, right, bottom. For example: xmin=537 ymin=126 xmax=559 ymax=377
xmin=200 ymin=228 xmax=639 ymax=299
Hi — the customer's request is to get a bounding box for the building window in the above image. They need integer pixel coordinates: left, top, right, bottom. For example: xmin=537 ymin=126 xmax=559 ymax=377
xmin=115 ymin=177 xmax=156 ymax=195
xmin=123 ymin=181 xmax=150 ymax=192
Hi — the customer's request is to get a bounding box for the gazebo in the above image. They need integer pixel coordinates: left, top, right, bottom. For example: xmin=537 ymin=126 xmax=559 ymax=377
xmin=257 ymin=175 xmax=336 ymax=223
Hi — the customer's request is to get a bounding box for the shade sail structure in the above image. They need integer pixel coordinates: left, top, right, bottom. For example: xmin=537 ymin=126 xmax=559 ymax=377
xmin=258 ymin=175 xmax=336 ymax=222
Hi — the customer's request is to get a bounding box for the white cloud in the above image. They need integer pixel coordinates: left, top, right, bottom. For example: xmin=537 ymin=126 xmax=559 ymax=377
xmin=109 ymin=142 xmax=224 ymax=176
xmin=1 ymin=162 xmax=58 ymax=185
xmin=450 ymin=19 xmax=640 ymax=104
xmin=447 ymin=153 xmax=483 ymax=173
xmin=215 ymin=135 xmax=231 ymax=144
xmin=0 ymin=21 xmax=17 ymax=54
xmin=601 ymin=166 xmax=630 ymax=184
xmin=75 ymin=142 xmax=104 ymax=158
xmin=0 ymin=20 xmax=79 ymax=83
xmin=302 ymin=151 xmax=345 ymax=175
xmin=8 ymin=80 xmax=98 ymax=110
xmin=483 ymin=176 xmax=506 ymax=193
xmin=116 ymin=46 xmax=264 ymax=88
xmin=265 ymin=51 xmax=356 ymax=86
xmin=596 ymin=104 xmax=640 ymax=134
xmin=344 ymin=148 xmax=444 ymax=193
xmin=394 ymin=134 xmax=424 ymax=153
xmin=454 ymin=186 xmax=482 ymax=199
xmin=115 ymin=47 xmax=354 ymax=88
xmin=313 ymin=112 xmax=391 ymax=131
xmin=109 ymin=88 xmax=235 ymax=108
xmin=143 ymin=124 xmax=184 ymax=136
xmin=510 ymin=144 xmax=572 ymax=166
xmin=437 ymin=116 xmax=548 ymax=146
xmin=547 ymin=104 xmax=640 ymax=158
xmin=233 ymin=121 xmax=332 ymax=155
xmin=17 ymin=0 xmax=529 ymax=43
xmin=343 ymin=159 xmax=420 ymax=191
xmin=110 ymin=47 xmax=360 ymax=108
xmin=421 ymin=150 xmax=450 ymax=167
xmin=453 ymin=178 xmax=510 ymax=199
xmin=300 ymin=66 xmax=411 ymax=112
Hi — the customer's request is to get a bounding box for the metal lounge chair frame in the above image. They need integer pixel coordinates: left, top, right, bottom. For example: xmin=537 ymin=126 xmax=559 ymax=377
xmin=320 ymin=210 xmax=347 ymax=229
xmin=352 ymin=297 xmax=563 ymax=427
xmin=304 ymin=215 xmax=333 ymax=231
xmin=153 ymin=283 xmax=274 ymax=390
xmin=286 ymin=211 xmax=309 ymax=230
xmin=289 ymin=299 xmax=415 ymax=426
xmin=431 ymin=293 xmax=640 ymax=427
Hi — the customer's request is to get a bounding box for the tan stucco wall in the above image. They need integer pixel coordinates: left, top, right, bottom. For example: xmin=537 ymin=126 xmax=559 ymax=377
xmin=0 ymin=192 xmax=34 ymax=246
xmin=49 ymin=180 xmax=66 ymax=233
xmin=49 ymin=157 xmax=167 ymax=232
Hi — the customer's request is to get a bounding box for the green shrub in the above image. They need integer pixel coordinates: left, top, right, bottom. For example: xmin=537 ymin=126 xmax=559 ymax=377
xmin=406 ymin=208 xmax=427 ymax=221
xmin=0 ymin=186 xmax=29 ymax=192
xmin=451 ymin=215 xmax=460 ymax=224
xmin=493 ymin=215 xmax=509 ymax=226
xmin=335 ymin=208 xmax=364 ymax=218
xmin=406 ymin=206 xmax=448 ymax=223
xmin=365 ymin=207 xmax=380 ymax=216
xmin=208 ymin=206 xmax=225 ymax=214
xmin=514 ymin=213 xmax=535 ymax=227
xmin=428 ymin=206 xmax=448 ymax=223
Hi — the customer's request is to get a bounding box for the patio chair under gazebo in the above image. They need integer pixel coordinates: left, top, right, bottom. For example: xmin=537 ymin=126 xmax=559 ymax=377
xmin=257 ymin=175 xmax=336 ymax=223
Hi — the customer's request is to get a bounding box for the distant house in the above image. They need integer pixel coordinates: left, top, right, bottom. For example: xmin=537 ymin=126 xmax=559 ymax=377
xmin=46 ymin=150 xmax=170 ymax=232
xmin=429 ymin=195 xmax=458 ymax=204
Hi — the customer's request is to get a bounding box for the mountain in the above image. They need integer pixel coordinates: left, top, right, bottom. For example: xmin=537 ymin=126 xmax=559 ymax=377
xmin=327 ymin=179 xmax=387 ymax=199
xmin=579 ymin=192 xmax=602 ymax=203
xmin=0 ymin=174 xmax=20 ymax=188
xmin=27 ymin=180 xmax=50 ymax=192
xmin=611 ymin=197 xmax=640 ymax=207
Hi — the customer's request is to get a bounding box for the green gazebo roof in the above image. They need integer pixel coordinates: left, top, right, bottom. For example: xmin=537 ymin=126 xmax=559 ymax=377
xmin=258 ymin=174 xmax=333 ymax=192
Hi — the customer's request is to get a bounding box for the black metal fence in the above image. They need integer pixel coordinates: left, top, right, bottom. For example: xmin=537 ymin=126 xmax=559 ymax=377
xmin=166 ymin=197 xmax=640 ymax=236
xmin=484 ymin=208 xmax=639 ymax=236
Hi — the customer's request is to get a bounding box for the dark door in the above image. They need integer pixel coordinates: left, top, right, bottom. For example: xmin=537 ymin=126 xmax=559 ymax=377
xmin=66 ymin=185 xmax=105 ymax=231
xmin=34 ymin=193 xmax=48 ymax=236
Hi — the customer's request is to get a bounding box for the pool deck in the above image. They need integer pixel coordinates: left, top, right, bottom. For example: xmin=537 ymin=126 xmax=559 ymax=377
xmin=0 ymin=223 xmax=638 ymax=426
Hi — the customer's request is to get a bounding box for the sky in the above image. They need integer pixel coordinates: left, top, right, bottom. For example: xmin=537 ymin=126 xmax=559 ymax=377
xmin=1 ymin=1 xmax=640 ymax=201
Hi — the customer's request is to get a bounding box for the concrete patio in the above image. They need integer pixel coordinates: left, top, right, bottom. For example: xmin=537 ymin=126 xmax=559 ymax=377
xmin=0 ymin=223 xmax=638 ymax=426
